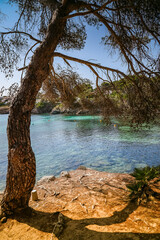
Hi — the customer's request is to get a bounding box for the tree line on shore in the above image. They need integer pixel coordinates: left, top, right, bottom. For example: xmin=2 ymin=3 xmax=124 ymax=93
xmin=1 ymin=73 xmax=160 ymax=126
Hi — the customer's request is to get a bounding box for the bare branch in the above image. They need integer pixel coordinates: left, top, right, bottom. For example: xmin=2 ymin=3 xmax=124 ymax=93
xmin=64 ymin=10 xmax=92 ymax=19
xmin=23 ymin=42 xmax=39 ymax=68
xmin=87 ymin=65 xmax=106 ymax=95
xmin=21 ymin=42 xmax=39 ymax=81
xmin=65 ymin=1 xmax=112 ymax=19
xmin=85 ymin=0 xmax=118 ymax=9
xmin=18 ymin=66 xmax=28 ymax=71
xmin=0 ymin=31 xmax=42 ymax=43
xmin=15 ymin=0 xmax=28 ymax=31
xmin=63 ymin=58 xmax=72 ymax=68
xmin=53 ymin=52 xmax=127 ymax=77
xmin=67 ymin=0 xmax=119 ymax=19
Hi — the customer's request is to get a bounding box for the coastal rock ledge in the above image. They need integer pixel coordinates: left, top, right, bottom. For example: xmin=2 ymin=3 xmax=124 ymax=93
xmin=0 ymin=107 xmax=9 ymax=114
xmin=0 ymin=168 xmax=160 ymax=240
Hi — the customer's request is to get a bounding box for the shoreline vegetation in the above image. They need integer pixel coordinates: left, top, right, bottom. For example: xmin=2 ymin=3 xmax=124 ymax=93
xmin=0 ymin=167 xmax=160 ymax=239
xmin=0 ymin=98 xmax=100 ymax=115
xmin=30 ymin=74 xmax=160 ymax=125
xmin=1 ymin=75 xmax=160 ymax=122
xmin=0 ymin=105 xmax=98 ymax=115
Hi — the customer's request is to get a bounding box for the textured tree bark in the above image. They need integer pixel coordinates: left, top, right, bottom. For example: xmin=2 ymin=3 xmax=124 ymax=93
xmin=1 ymin=4 xmax=69 ymax=215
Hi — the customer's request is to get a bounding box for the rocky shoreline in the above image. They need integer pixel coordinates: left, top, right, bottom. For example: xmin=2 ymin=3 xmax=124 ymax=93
xmin=0 ymin=167 xmax=160 ymax=240
xmin=0 ymin=95 xmax=100 ymax=115
xmin=0 ymin=106 xmax=99 ymax=115
xmin=0 ymin=107 xmax=9 ymax=114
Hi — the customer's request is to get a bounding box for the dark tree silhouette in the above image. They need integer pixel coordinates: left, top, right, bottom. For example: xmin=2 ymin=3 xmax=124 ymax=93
xmin=0 ymin=0 xmax=159 ymax=215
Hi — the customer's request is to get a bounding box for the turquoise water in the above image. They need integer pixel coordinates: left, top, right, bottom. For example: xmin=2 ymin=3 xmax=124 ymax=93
xmin=0 ymin=114 xmax=160 ymax=190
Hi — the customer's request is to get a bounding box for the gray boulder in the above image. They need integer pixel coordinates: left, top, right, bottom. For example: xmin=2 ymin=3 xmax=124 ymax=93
xmin=37 ymin=175 xmax=55 ymax=185
xmin=60 ymin=171 xmax=71 ymax=178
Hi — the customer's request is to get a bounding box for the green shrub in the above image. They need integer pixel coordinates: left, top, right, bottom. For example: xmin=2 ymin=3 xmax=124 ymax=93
xmin=0 ymin=101 xmax=5 ymax=106
xmin=35 ymin=100 xmax=53 ymax=113
xmin=127 ymin=166 xmax=160 ymax=204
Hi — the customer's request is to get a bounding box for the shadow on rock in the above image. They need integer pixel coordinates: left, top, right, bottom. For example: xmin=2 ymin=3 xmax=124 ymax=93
xmin=12 ymin=200 xmax=160 ymax=240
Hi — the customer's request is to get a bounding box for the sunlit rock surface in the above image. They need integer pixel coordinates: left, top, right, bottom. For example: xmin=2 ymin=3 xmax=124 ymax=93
xmin=0 ymin=168 xmax=160 ymax=240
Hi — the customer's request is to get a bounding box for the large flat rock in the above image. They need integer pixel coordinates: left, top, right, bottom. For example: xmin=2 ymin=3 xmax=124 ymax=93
xmin=0 ymin=169 xmax=160 ymax=240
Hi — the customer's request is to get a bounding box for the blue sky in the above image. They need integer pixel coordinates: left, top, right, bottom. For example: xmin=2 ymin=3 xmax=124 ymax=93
xmin=0 ymin=0 xmax=159 ymax=90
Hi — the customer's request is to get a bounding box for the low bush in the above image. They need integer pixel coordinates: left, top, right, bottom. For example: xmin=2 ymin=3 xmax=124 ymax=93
xmin=35 ymin=100 xmax=54 ymax=113
xmin=127 ymin=166 xmax=160 ymax=204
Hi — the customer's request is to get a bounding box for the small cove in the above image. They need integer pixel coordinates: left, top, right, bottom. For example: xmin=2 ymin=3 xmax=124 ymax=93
xmin=0 ymin=114 xmax=160 ymax=191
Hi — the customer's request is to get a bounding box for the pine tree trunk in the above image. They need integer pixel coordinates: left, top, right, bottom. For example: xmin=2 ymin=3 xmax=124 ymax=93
xmin=1 ymin=4 xmax=69 ymax=215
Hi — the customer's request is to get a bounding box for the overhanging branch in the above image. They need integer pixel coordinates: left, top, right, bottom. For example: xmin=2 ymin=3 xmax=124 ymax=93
xmin=53 ymin=52 xmax=157 ymax=98
xmin=53 ymin=52 xmax=126 ymax=77
xmin=65 ymin=1 xmax=112 ymax=19
xmin=0 ymin=31 xmax=42 ymax=43
xmin=89 ymin=10 xmax=154 ymax=75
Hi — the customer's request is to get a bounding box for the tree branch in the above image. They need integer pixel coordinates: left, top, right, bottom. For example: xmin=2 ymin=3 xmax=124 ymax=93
xmin=89 ymin=10 xmax=154 ymax=75
xmin=67 ymin=0 xmax=118 ymax=18
xmin=65 ymin=1 xmax=112 ymax=19
xmin=53 ymin=52 xmax=158 ymax=102
xmin=53 ymin=52 xmax=127 ymax=77
xmin=88 ymin=65 xmax=103 ymax=95
xmin=133 ymin=7 xmax=160 ymax=44
xmin=18 ymin=66 xmax=28 ymax=71
xmin=0 ymin=31 xmax=42 ymax=43
xmin=14 ymin=0 xmax=28 ymax=31
xmin=20 ymin=42 xmax=39 ymax=81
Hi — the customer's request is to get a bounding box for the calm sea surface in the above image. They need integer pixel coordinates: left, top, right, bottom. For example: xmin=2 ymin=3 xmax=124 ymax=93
xmin=0 ymin=114 xmax=160 ymax=190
